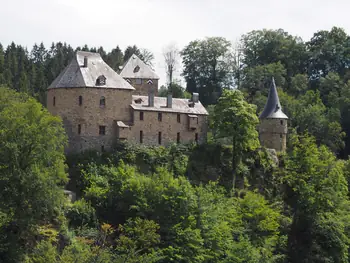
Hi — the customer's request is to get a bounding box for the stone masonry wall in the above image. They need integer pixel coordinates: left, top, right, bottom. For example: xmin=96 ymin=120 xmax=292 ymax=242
xmin=127 ymin=78 xmax=159 ymax=96
xmin=259 ymin=118 xmax=287 ymax=152
xmin=47 ymin=87 xmax=133 ymax=153
xmin=126 ymin=110 xmax=208 ymax=146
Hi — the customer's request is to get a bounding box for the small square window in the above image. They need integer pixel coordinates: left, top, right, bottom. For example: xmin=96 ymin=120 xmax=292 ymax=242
xmin=99 ymin=125 xmax=106 ymax=135
xmin=177 ymin=114 xmax=181 ymax=123
xmin=136 ymin=78 xmax=142 ymax=85
xmin=158 ymin=113 xmax=162 ymax=122
xmin=140 ymin=111 xmax=144 ymax=121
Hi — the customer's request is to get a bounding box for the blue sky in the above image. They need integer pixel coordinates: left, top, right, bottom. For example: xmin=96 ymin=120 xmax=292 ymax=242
xmin=1 ymin=0 xmax=350 ymax=85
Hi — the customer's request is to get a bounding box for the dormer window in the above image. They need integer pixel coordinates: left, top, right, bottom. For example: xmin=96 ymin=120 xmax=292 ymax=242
xmin=133 ymin=65 xmax=140 ymax=73
xmin=126 ymin=78 xmax=131 ymax=83
xmin=96 ymin=75 xmax=106 ymax=86
xmin=134 ymin=98 xmax=143 ymax=104
xmin=147 ymin=79 xmax=153 ymax=85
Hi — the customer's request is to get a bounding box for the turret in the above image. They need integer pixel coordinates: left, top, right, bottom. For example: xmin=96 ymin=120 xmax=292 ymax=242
xmin=259 ymin=78 xmax=288 ymax=152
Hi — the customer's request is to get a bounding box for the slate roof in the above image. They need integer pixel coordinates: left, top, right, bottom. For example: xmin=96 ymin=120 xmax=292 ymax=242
xmin=259 ymin=78 xmax=288 ymax=119
xmin=48 ymin=51 xmax=135 ymax=90
xmin=120 ymin=54 xmax=159 ymax=80
xmin=131 ymin=95 xmax=209 ymax=115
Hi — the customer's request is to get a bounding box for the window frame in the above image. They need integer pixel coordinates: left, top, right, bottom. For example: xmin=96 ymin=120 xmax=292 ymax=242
xmin=99 ymin=125 xmax=106 ymax=135
xmin=158 ymin=132 xmax=162 ymax=145
xmin=100 ymin=96 xmax=106 ymax=107
xmin=140 ymin=111 xmax=144 ymax=121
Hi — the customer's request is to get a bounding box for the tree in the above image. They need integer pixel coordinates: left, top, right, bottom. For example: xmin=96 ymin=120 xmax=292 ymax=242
xmin=0 ymin=87 xmax=68 ymax=262
xmin=163 ymin=43 xmax=179 ymax=86
xmin=283 ymin=134 xmax=349 ymax=263
xmin=211 ymin=89 xmax=260 ymax=190
xmin=181 ymin=37 xmax=234 ymax=105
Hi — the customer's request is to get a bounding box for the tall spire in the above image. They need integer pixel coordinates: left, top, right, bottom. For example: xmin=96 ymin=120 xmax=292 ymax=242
xmin=259 ymin=78 xmax=288 ymax=119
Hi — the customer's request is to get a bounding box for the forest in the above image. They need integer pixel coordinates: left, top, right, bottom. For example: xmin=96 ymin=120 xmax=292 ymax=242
xmin=1 ymin=26 xmax=350 ymax=262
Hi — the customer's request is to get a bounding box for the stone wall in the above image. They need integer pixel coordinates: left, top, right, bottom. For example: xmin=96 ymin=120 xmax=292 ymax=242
xmin=259 ymin=118 xmax=287 ymax=152
xmin=125 ymin=110 xmax=208 ymax=146
xmin=47 ymin=87 xmax=133 ymax=153
xmin=127 ymin=78 xmax=158 ymax=96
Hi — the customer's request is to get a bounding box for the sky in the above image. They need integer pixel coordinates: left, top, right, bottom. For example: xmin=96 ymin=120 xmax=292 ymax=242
xmin=1 ymin=0 xmax=350 ymax=86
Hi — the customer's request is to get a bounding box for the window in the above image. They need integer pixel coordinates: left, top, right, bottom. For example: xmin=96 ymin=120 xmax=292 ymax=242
xmin=140 ymin=130 xmax=143 ymax=143
xmin=79 ymin=96 xmax=83 ymax=106
xmin=99 ymin=126 xmax=106 ymax=135
xmin=78 ymin=124 xmax=81 ymax=135
xmin=280 ymin=120 xmax=283 ymax=125
xmin=140 ymin=111 xmax=144 ymax=121
xmin=100 ymin=96 xmax=105 ymax=107
xmin=136 ymin=78 xmax=142 ymax=85
xmin=147 ymin=79 xmax=153 ymax=85
xmin=134 ymin=65 xmax=140 ymax=73
xmin=177 ymin=132 xmax=180 ymax=144
xmin=158 ymin=132 xmax=162 ymax=145
xmin=96 ymin=75 xmax=106 ymax=85
xmin=158 ymin=113 xmax=162 ymax=122
xmin=280 ymin=134 xmax=283 ymax=139
xmin=101 ymin=145 xmax=105 ymax=152
xmin=197 ymin=117 xmax=199 ymax=124
xmin=177 ymin=114 xmax=181 ymax=123
xmin=53 ymin=96 xmax=56 ymax=106
xmin=195 ymin=133 xmax=198 ymax=143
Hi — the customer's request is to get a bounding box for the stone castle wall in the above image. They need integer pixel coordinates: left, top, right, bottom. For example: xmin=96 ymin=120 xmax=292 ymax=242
xmin=127 ymin=78 xmax=158 ymax=96
xmin=259 ymin=118 xmax=287 ymax=152
xmin=47 ymin=87 xmax=132 ymax=153
xmin=125 ymin=110 xmax=208 ymax=146
xmin=47 ymin=87 xmax=208 ymax=153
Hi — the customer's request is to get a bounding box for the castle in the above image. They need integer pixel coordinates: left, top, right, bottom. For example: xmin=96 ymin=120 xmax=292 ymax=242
xmin=46 ymin=51 xmax=287 ymax=154
xmin=47 ymin=51 xmax=209 ymax=153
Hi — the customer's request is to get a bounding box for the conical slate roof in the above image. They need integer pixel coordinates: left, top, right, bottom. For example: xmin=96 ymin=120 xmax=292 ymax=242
xmin=259 ymin=78 xmax=288 ymax=119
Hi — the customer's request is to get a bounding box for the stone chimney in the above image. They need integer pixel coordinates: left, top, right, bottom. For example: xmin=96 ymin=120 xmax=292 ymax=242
xmin=83 ymin=56 xmax=88 ymax=67
xmin=148 ymin=90 xmax=154 ymax=107
xmin=167 ymin=93 xmax=172 ymax=108
xmin=192 ymin=93 xmax=199 ymax=103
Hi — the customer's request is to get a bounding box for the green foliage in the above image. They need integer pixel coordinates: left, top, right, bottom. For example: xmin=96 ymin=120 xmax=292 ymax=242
xmin=0 ymin=87 xmax=68 ymax=262
xmin=66 ymin=199 xmax=97 ymax=228
xmin=181 ymin=37 xmax=234 ymax=105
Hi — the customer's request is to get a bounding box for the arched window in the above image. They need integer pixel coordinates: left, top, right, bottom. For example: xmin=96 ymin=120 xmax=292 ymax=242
xmin=100 ymin=96 xmax=106 ymax=107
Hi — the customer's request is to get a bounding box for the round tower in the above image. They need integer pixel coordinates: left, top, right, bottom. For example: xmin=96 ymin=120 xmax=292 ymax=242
xmin=259 ymin=78 xmax=288 ymax=152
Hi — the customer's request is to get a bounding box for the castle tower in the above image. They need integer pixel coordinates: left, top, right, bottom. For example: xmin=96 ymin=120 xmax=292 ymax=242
xmin=259 ymin=78 xmax=288 ymax=152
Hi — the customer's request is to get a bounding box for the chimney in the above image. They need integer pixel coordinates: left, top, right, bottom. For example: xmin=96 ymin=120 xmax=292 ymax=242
xmin=192 ymin=93 xmax=199 ymax=103
xmin=167 ymin=93 xmax=172 ymax=108
xmin=83 ymin=56 xmax=88 ymax=67
xmin=148 ymin=90 xmax=154 ymax=107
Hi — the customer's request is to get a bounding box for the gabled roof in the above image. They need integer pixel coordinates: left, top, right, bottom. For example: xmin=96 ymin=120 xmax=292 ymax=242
xmin=259 ymin=78 xmax=288 ymax=119
xmin=48 ymin=51 xmax=135 ymax=90
xmin=120 ymin=54 xmax=159 ymax=80
xmin=131 ymin=95 xmax=209 ymax=115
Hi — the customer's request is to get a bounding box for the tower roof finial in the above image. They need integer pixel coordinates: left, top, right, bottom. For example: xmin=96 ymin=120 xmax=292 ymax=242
xmin=259 ymin=77 xmax=288 ymax=119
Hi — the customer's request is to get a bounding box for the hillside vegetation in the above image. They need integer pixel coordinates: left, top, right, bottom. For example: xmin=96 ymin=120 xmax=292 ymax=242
xmin=2 ymin=26 xmax=350 ymax=262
